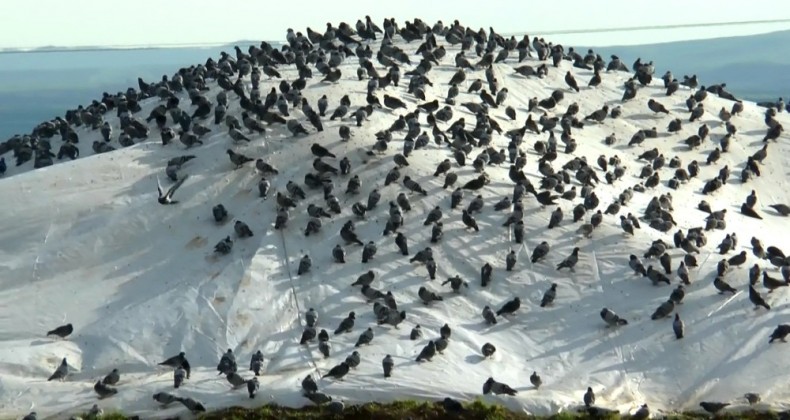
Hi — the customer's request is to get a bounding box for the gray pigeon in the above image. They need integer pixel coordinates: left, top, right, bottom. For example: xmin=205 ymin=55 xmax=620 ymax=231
xmin=442 ymin=275 xmax=468 ymax=293
xmin=584 ymin=387 xmax=596 ymax=407
xmin=481 ymin=342 xmax=496 ymax=358
xmin=102 ymin=368 xmax=120 ymax=385
xmin=177 ymin=397 xmax=206 ymax=413
xmin=541 ymin=283 xmax=557 ymax=307
xmin=48 ymin=358 xmax=69 ymax=381
xmin=416 ymin=340 xmax=437 ymax=362
xmin=298 ymin=255 xmax=312 ymax=275
xmin=153 ymin=391 xmax=179 ymax=406
xmin=531 ymin=242 xmax=550 ymax=263
xmin=174 ymin=366 xmax=186 ymax=388
xmin=226 ymin=371 xmax=247 ymax=388
xmin=530 ymin=371 xmax=542 ymax=389
xmin=323 ymin=361 xmax=350 ymax=380
xmin=250 ymin=350 xmax=264 ymax=376
xmin=483 ymin=377 xmax=518 ymax=396
xmin=305 ymin=308 xmax=318 ymax=327
xmin=301 ymin=374 xmax=318 ymax=394
xmin=88 ymin=404 xmax=103 ymax=418
xmin=328 ymin=400 xmax=345 ymax=414
xmin=410 ymin=325 xmax=423 ymax=340
xmin=362 ymin=241 xmax=378 ymax=263
xmin=355 ymin=327 xmax=374 ymax=347
xmin=382 ymin=354 xmax=394 ymax=378
xmin=651 ymin=300 xmax=675 ymax=320
xmin=600 ymin=308 xmax=628 ymax=326
xmin=673 ymin=313 xmax=684 ymax=339
xmin=334 ymin=312 xmax=356 ymax=335
xmin=247 ymin=377 xmax=259 ymax=398
xmin=482 ymin=305 xmax=498 ymax=325
xmin=633 ymin=404 xmax=650 ymax=420
xmin=506 ymin=250 xmax=517 ymax=271
xmin=94 ymin=380 xmax=118 ymax=399
xmin=352 ymin=270 xmax=375 ymax=287
xmin=418 ymin=286 xmax=443 ymax=304
xmin=305 ymin=391 xmax=333 ymax=405
xmin=217 ymin=348 xmax=237 ymax=374
xmin=557 ymin=247 xmax=580 ymax=271
xmin=234 ymin=220 xmax=254 ymax=238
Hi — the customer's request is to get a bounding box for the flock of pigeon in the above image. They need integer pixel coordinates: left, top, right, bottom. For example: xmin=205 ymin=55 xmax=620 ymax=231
xmin=10 ymin=15 xmax=790 ymax=419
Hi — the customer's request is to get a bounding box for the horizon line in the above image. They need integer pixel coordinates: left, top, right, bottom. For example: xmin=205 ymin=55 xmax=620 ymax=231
xmin=1 ymin=18 xmax=788 ymax=55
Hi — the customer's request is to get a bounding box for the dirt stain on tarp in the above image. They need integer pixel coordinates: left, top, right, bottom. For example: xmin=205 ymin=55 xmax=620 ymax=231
xmin=185 ymin=236 xmax=208 ymax=249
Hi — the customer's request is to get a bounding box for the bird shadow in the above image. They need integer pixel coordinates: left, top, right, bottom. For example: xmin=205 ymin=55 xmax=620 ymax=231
xmin=464 ymin=354 xmax=486 ymax=364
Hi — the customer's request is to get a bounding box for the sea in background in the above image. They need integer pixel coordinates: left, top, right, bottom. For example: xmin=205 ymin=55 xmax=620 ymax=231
xmin=1 ymin=30 xmax=788 ymax=140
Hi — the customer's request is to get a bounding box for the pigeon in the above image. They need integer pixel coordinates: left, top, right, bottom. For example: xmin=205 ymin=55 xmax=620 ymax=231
xmin=173 ymin=366 xmax=187 ymax=388
xmin=442 ymin=397 xmax=465 ymax=414
xmin=483 ymin=377 xmax=518 ymax=396
xmin=530 ymin=371 xmax=542 ymax=389
xmin=102 ymin=368 xmax=120 ymax=385
xmin=601 ymin=308 xmax=628 ymax=326
xmin=299 ymin=374 xmax=318 ymax=396
xmin=212 ymin=204 xmax=228 ymax=223
xmin=442 ymin=275 xmax=468 ymax=293
xmin=633 ymin=404 xmax=650 ymax=420
xmin=234 ymin=220 xmax=254 ymax=238
xmin=416 ymin=340 xmax=437 ymax=362
xmin=157 ymin=175 xmax=189 ymax=204
xmin=531 ymin=242 xmax=550 ymax=263
xmin=323 ymin=361 xmax=350 ymax=380
xmin=355 ymin=327 xmax=374 ymax=347
xmin=651 ymin=300 xmax=675 ymax=319
xmin=541 ymin=283 xmax=557 ymax=307
xmin=48 ymin=358 xmax=69 ymax=381
xmin=769 ymin=324 xmax=790 ymax=343
xmin=496 ymin=297 xmax=521 ymax=316
xmin=94 ymin=380 xmax=118 ymax=399
xmin=249 ymin=350 xmax=264 ymax=376
xmin=305 ymin=391 xmax=333 ymax=405
xmin=410 ymin=325 xmax=423 ymax=340
xmin=214 ymin=236 xmax=233 ymax=255
xmin=744 ymin=393 xmax=761 ymax=405
xmin=226 ymin=371 xmax=247 ymax=388
xmin=713 ymin=276 xmax=737 ymax=294
xmin=556 ymin=247 xmax=580 ymax=271
xmin=298 ymin=255 xmax=312 ymax=275
xmin=382 ymin=354 xmax=394 ymax=378
xmin=153 ymin=392 xmax=179 ymax=406
xmin=670 ymin=285 xmax=686 ymax=304
xmin=158 ymin=352 xmax=191 ymax=378
xmin=481 ymin=342 xmax=496 ymax=358
xmin=46 ymin=323 xmax=73 ymax=339
xmin=699 ymin=402 xmax=730 ymax=415
xmin=482 ymin=305 xmax=498 ymax=325
xmin=749 ymin=285 xmax=771 ymax=310
xmin=217 ymin=349 xmax=237 ymax=374
xmin=177 ymin=397 xmax=206 ymax=413
xmin=226 ymin=149 xmax=254 ymax=168
xmin=418 ymin=286 xmax=443 ymax=304
xmin=334 ymin=312 xmax=356 ymax=335
xmin=673 ymin=314 xmax=684 ymax=339
xmin=246 ymin=377 xmax=259 ymax=398
xmin=584 ymin=387 xmax=595 ymax=407
xmin=311 ymin=143 xmax=336 ymax=158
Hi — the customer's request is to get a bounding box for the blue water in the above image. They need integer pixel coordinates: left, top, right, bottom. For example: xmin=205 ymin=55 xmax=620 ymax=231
xmin=1 ymin=31 xmax=788 ymax=140
xmin=0 ymin=46 xmax=229 ymax=139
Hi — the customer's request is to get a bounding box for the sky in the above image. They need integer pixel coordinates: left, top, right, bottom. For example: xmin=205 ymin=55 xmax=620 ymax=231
xmin=2 ymin=0 xmax=790 ymax=49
